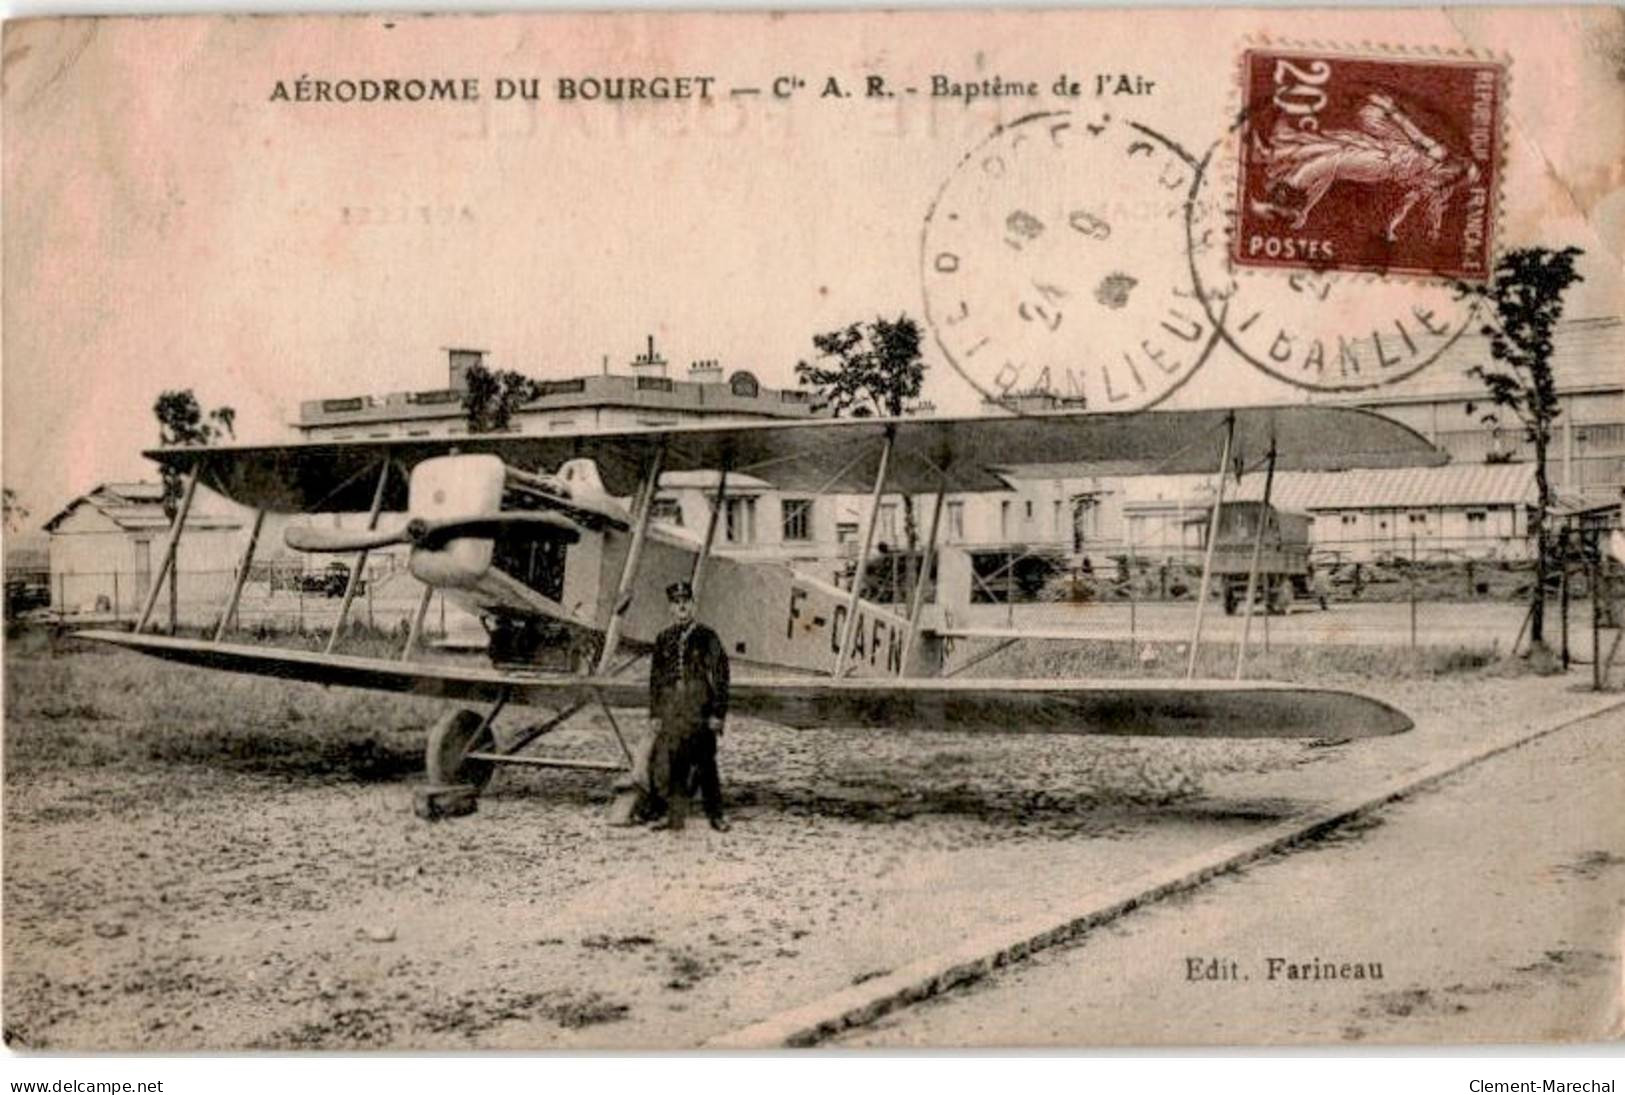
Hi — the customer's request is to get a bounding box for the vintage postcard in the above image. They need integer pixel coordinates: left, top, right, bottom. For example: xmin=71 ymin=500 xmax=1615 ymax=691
xmin=3 ymin=7 xmax=1623 ymax=1053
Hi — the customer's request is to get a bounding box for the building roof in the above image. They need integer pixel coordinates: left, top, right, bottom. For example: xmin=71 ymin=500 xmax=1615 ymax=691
xmin=44 ymin=482 xmax=242 ymax=534
xmin=1227 ymin=462 xmax=1537 ymax=511
xmin=660 ymin=470 xmax=773 ymax=492
xmin=1313 ymin=316 xmax=1623 ymax=406
xmin=297 ymin=370 xmax=821 ymax=431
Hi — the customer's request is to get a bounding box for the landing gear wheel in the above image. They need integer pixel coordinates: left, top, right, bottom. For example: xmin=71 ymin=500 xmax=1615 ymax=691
xmin=427 ymin=708 xmax=496 ymax=790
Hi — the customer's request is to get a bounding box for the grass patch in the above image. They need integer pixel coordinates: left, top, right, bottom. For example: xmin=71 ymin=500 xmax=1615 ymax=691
xmin=962 ymin=638 xmax=1503 ymax=684
xmin=5 ymin=644 xmax=445 ymax=782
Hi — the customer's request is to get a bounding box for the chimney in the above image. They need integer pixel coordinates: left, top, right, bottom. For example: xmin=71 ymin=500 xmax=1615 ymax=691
xmin=629 ymin=333 xmax=668 ymax=378
xmin=447 ymin=348 xmax=487 ymax=391
xmin=689 ymin=358 xmax=723 ymax=384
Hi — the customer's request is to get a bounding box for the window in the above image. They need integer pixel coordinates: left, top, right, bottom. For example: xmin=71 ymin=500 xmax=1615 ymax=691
xmin=650 ymin=497 xmax=683 ymax=527
xmin=1000 ymin=500 xmax=1012 ymax=540
xmin=876 ymin=503 xmax=899 ymax=546
xmin=1052 ymin=500 xmax=1064 ymax=537
xmin=782 ymin=498 xmax=813 ymax=541
xmin=1341 ymin=514 xmax=1357 ymax=526
xmin=1467 ymin=511 xmax=1487 ymax=537
xmin=1409 ymin=512 xmax=1428 ymax=526
xmin=1024 ymin=500 xmax=1034 ymax=520
xmin=724 ymin=497 xmax=756 ymax=544
xmin=945 ymin=501 xmax=965 ymax=543
xmin=836 ymin=522 xmax=859 ymax=545
xmin=548 ymin=418 xmax=578 ymax=431
xmin=1073 ymin=497 xmax=1101 ymax=549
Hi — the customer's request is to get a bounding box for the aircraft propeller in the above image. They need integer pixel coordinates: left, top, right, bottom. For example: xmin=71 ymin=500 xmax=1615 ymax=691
xmin=285 ymin=512 xmax=583 ymax=553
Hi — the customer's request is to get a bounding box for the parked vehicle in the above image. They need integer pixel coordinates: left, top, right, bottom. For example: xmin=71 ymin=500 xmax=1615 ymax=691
xmin=1198 ymin=501 xmax=1326 ymax=614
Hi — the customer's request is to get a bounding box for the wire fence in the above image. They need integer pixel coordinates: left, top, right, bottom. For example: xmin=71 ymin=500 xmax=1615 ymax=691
xmin=17 ymin=541 xmax=1623 ymax=668
xmin=28 ymin=567 xmax=481 ymax=639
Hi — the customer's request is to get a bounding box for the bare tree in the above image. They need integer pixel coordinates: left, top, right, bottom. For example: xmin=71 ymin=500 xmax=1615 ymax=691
xmin=1458 ymin=246 xmax=1585 ymax=652
xmin=3 ymin=487 xmax=28 ymax=533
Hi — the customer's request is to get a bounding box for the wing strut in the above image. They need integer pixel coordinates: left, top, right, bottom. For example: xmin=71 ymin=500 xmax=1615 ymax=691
xmin=400 ymin=583 xmax=434 ymax=662
xmin=835 ymin=426 xmax=896 ymax=678
xmin=899 ymin=485 xmax=946 ymax=677
xmin=325 ymin=460 xmax=391 ymax=654
xmin=136 ymin=465 xmax=199 ymax=634
xmin=690 ymin=457 xmax=731 ymax=603
xmin=1185 ymin=413 xmax=1235 ymax=679
xmin=214 ymin=509 xmax=266 ymax=641
xmin=1234 ymin=438 xmax=1279 ymax=679
xmin=595 ymin=440 xmax=667 ymax=675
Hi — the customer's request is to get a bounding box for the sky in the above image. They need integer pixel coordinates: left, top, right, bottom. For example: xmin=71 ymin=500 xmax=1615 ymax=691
xmin=4 ymin=7 xmax=1621 ymax=529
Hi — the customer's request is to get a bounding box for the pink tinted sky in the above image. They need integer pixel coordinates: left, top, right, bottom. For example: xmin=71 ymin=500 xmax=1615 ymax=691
xmin=4 ymin=9 xmax=1620 ymax=526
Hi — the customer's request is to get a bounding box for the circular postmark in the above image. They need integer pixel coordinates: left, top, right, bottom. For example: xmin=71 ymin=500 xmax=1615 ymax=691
xmin=1181 ymin=49 xmax=1502 ymax=393
xmin=921 ymin=110 xmax=1224 ymax=412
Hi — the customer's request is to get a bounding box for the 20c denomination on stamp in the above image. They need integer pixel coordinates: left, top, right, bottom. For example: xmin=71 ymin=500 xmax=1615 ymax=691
xmin=1234 ymin=49 xmax=1505 ymax=281
xmin=922 ymin=111 xmax=1223 ymax=411
xmin=1183 ymin=46 xmax=1508 ymax=394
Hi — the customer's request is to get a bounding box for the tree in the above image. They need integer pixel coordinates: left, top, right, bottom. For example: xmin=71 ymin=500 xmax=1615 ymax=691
xmin=152 ymin=390 xmax=235 ymax=630
xmin=1458 ymin=246 xmax=1584 ymax=652
xmin=796 ymin=314 xmax=928 ymax=554
xmin=462 ymin=363 xmax=541 ymax=433
xmin=795 ymin=314 xmax=926 ymax=420
xmin=154 ymin=389 xmax=236 ymax=513
xmin=2 ymin=487 xmax=28 ymax=533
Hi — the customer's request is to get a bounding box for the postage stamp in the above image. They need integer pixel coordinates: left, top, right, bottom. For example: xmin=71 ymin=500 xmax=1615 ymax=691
xmin=1233 ymin=50 xmax=1505 ymax=281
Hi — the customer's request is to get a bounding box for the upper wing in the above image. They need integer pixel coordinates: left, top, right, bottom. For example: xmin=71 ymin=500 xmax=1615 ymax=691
xmin=79 ymin=631 xmax=1410 ymax=740
xmin=148 ymin=406 xmax=1446 ymax=514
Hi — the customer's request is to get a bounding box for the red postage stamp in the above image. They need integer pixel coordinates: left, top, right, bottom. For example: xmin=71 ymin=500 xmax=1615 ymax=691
xmin=1233 ymin=50 xmax=1505 ymax=281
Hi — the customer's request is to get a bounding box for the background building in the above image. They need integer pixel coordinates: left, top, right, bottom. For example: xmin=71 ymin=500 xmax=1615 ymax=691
xmin=42 ymin=482 xmax=246 ymax=616
xmin=294 ymin=339 xmax=818 ymax=442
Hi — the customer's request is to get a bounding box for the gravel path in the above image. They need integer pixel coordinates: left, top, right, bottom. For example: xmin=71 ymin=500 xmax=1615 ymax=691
xmin=835 ymin=703 xmax=1625 ymax=1046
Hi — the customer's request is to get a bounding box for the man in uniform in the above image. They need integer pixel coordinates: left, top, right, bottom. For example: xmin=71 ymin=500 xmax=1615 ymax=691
xmin=646 ymin=580 xmax=731 ymax=832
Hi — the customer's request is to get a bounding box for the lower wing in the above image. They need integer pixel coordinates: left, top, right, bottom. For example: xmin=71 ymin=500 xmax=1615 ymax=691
xmin=77 ymin=631 xmax=1411 ymax=740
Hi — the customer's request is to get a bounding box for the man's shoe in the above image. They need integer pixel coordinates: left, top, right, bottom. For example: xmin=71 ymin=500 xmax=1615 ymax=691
xmin=708 ymin=817 xmax=731 ymax=833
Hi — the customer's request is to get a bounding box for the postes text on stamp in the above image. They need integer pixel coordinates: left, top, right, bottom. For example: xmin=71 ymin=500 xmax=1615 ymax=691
xmin=1233 ymin=50 xmax=1504 ymax=282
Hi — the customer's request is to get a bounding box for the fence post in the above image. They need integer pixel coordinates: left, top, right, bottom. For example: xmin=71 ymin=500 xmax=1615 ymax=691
xmin=1127 ymin=538 xmax=1137 ymax=645
xmin=1592 ymin=544 xmax=1603 ymax=692
xmin=1409 ymin=533 xmax=1418 ymax=650
xmin=1560 ymin=536 xmax=1572 ymax=671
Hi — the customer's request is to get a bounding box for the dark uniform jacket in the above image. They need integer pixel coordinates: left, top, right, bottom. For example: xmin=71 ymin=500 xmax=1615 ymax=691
xmin=648 ymin=621 xmax=730 ymax=730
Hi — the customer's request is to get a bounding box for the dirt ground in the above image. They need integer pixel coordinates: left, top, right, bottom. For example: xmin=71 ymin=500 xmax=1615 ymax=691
xmin=3 ymin=637 xmax=1620 ymax=1049
xmin=838 ymin=704 xmax=1625 ymax=1046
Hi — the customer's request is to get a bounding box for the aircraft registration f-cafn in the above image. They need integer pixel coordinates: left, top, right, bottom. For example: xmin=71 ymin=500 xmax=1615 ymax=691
xmin=79 ymin=406 xmax=1445 ymax=810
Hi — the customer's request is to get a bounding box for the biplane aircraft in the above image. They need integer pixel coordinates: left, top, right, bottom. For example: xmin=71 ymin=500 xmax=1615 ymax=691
xmin=79 ymin=406 xmax=1446 ymax=808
